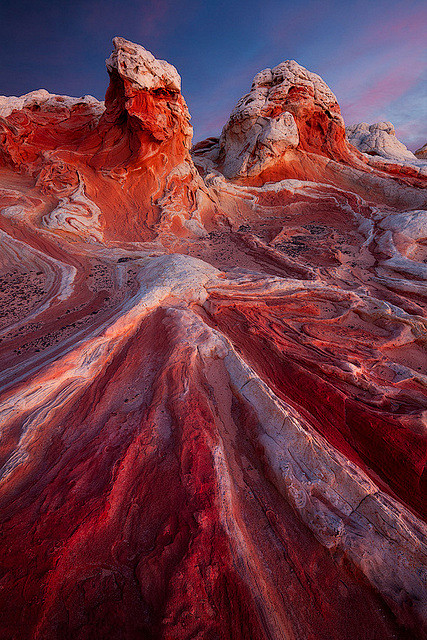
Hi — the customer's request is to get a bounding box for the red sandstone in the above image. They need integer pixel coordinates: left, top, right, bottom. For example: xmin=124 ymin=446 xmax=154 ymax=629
xmin=0 ymin=37 xmax=426 ymax=640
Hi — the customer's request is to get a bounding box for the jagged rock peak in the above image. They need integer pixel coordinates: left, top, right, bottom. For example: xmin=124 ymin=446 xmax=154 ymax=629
xmin=100 ymin=36 xmax=193 ymax=155
xmin=226 ymin=59 xmax=340 ymax=129
xmin=106 ymin=36 xmax=181 ymax=92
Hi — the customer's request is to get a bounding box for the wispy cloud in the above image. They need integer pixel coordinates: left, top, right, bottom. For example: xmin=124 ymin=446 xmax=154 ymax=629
xmin=339 ymin=56 xmax=425 ymax=121
xmin=317 ymin=1 xmax=427 ymax=148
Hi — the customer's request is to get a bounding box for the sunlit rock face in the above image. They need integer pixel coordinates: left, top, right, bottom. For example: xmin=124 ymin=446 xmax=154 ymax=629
xmin=0 ymin=37 xmax=427 ymax=640
xmin=193 ymin=59 xmax=361 ymax=183
xmin=0 ymin=37 xmax=212 ymax=242
xmin=343 ymin=122 xmax=427 ymax=186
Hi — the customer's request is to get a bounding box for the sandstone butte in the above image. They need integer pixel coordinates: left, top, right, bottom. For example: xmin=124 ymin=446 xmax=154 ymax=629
xmin=0 ymin=36 xmax=426 ymax=640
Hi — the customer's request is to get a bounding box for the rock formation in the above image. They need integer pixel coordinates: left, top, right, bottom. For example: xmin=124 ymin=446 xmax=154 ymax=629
xmin=193 ymin=62 xmax=427 ymax=199
xmin=346 ymin=121 xmax=418 ymax=161
xmin=416 ymin=142 xmax=427 ymax=160
xmin=193 ymin=59 xmax=356 ymax=181
xmin=0 ymin=37 xmax=213 ymax=242
xmin=0 ymin=37 xmax=426 ymax=640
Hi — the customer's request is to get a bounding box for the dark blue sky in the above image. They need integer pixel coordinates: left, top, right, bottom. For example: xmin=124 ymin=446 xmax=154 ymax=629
xmin=0 ymin=0 xmax=426 ymax=148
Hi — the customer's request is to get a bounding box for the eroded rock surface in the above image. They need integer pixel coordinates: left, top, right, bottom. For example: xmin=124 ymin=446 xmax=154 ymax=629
xmin=347 ymin=121 xmax=418 ymax=161
xmin=194 ymin=60 xmax=359 ymax=181
xmin=0 ymin=37 xmax=426 ymax=640
xmin=416 ymin=143 xmax=427 ymax=160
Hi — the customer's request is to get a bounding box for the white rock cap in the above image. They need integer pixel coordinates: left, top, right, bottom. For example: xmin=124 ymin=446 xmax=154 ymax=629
xmin=346 ymin=121 xmax=417 ymax=161
xmin=252 ymin=59 xmax=338 ymax=107
xmin=106 ymin=37 xmax=181 ymax=93
xmin=0 ymin=89 xmax=104 ymax=119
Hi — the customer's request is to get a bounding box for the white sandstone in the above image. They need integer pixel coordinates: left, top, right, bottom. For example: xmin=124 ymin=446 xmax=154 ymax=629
xmin=106 ymin=36 xmax=181 ymax=92
xmin=0 ymin=89 xmax=104 ymax=119
xmin=217 ymin=60 xmax=342 ymax=178
xmin=346 ymin=121 xmax=417 ymax=162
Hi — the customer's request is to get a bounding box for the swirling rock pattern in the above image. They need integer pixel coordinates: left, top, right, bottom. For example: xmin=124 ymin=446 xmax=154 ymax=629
xmin=0 ymin=38 xmax=426 ymax=640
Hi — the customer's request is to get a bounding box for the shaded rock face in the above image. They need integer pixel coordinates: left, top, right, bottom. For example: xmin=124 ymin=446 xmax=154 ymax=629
xmin=416 ymin=142 xmax=427 ymax=159
xmin=0 ymin=37 xmax=427 ymax=640
xmin=347 ymin=121 xmax=418 ymax=161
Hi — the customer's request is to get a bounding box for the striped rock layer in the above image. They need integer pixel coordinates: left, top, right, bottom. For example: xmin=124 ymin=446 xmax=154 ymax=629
xmin=0 ymin=37 xmax=426 ymax=640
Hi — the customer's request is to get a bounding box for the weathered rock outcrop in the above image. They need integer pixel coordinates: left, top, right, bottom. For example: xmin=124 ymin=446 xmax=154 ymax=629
xmin=94 ymin=37 xmax=192 ymax=167
xmin=193 ymin=61 xmax=427 ymax=200
xmin=0 ymin=89 xmax=104 ymax=120
xmin=194 ymin=59 xmax=359 ymax=181
xmin=0 ymin=37 xmax=426 ymax=640
xmin=416 ymin=142 xmax=427 ymax=159
xmin=0 ymin=38 xmax=214 ymax=242
xmin=346 ymin=121 xmax=418 ymax=161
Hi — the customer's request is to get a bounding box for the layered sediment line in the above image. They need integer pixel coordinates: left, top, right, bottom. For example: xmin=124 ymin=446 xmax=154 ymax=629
xmin=0 ymin=37 xmax=426 ymax=640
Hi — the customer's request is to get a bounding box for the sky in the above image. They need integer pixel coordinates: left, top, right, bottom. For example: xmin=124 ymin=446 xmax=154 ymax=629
xmin=0 ymin=0 xmax=426 ymax=150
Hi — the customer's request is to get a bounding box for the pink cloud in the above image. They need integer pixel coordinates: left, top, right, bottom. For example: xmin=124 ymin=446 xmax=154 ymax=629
xmin=394 ymin=118 xmax=426 ymax=151
xmin=316 ymin=2 xmax=426 ymax=143
xmin=136 ymin=0 xmax=171 ymax=40
xmin=358 ymin=4 xmax=427 ymax=50
xmin=340 ymin=56 xmax=425 ymax=122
